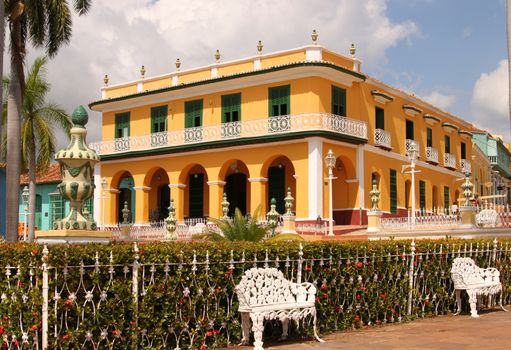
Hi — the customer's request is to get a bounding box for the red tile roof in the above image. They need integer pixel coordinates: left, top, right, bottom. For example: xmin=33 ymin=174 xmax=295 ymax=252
xmin=20 ymin=163 xmax=62 ymax=185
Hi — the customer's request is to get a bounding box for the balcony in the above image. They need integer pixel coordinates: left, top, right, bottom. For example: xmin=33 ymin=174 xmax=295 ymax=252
xmin=444 ymin=153 xmax=456 ymax=169
xmin=460 ymin=159 xmax=471 ymax=174
xmin=425 ymin=146 xmax=438 ymax=164
xmin=90 ymin=113 xmax=368 ymax=156
xmin=488 ymin=155 xmax=498 ymax=165
xmin=405 ymin=139 xmax=420 ymax=158
xmin=374 ymin=128 xmax=391 ymax=149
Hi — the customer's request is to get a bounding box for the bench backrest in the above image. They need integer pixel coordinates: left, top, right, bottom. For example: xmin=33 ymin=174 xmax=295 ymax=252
xmin=451 ymin=257 xmax=486 ymax=288
xmin=235 ymin=268 xmax=299 ymax=308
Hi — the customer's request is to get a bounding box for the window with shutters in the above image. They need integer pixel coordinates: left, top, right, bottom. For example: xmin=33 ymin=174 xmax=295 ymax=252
xmin=427 ymin=128 xmax=433 ymax=148
xmin=406 ymin=120 xmax=414 ymax=140
xmin=375 ymin=107 xmax=384 ymax=130
xmin=419 ymin=181 xmax=426 ymax=211
xmin=185 ymin=100 xmax=203 ymax=128
xmin=49 ymin=193 xmax=64 ymax=229
xmin=222 ymin=93 xmax=241 ymax=123
xmin=115 ymin=112 xmax=130 ymax=139
xmin=332 ymin=86 xmax=347 ymax=116
xmin=461 ymin=142 xmax=466 ymax=159
xmin=444 ymin=186 xmax=450 ymax=213
xmin=268 ymin=85 xmax=290 ymax=117
xmin=390 ymin=169 xmax=397 ymax=214
xmin=445 ymin=135 xmax=451 ymax=154
xmin=151 ymin=105 xmax=168 ymax=133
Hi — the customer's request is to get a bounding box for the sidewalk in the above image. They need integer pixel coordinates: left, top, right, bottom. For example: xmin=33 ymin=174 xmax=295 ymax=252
xmin=258 ymin=310 xmax=511 ymax=350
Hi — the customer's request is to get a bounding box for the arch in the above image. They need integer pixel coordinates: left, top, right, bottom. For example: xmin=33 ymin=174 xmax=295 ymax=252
xmin=179 ymin=164 xmax=209 ymax=219
xmin=262 ymin=155 xmax=296 ymax=214
xmin=220 ymin=160 xmax=250 ymax=216
xmin=146 ymin=168 xmax=170 ymax=222
xmin=332 ymin=157 xmax=355 ymax=225
xmin=117 ymin=173 xmax=135 ymax=223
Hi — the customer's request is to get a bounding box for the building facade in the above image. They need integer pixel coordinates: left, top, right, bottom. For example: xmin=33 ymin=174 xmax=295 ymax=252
xmin=89 ymin=40 xmax=480 ymax=226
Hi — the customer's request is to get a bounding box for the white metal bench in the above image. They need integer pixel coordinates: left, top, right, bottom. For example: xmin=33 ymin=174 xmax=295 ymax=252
xmin=451 ymin=257 xmax=507 ymax=317
xmin=476 ymin=209 xmax=499 ymax=227
xmin=235 ymin=267 xmax=323 ymax=350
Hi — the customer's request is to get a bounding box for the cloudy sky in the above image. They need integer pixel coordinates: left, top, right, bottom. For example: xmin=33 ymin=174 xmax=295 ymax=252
xmin=8 ymin=0 xmax=509 ymax=146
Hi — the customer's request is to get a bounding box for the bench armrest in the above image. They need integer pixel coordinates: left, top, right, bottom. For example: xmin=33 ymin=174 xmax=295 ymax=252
xmin=480 ymin=267 xmax=500 ymax=282
xmin=291 ymin=282 xmax=317 ymax=303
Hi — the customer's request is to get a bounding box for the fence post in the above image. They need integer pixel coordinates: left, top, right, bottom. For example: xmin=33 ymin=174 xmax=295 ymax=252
xmin=407 ymin=240 xmax=416 ymax=316
xmin=297 ymin=243 xmax=303 ymax=284
xmin=132 ymin=242 xmax=140 ymax=350
xmin=41 ymin=245 xmax=49 ymax=350
xmin=493 ymin=238 xmax=498 ymax=264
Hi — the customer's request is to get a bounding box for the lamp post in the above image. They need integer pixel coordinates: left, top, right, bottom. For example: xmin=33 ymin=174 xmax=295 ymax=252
xmin=22 ymin=186 xmax=29 ymax=241
xmin=403 ymin=143 xmax=419 ymax=225
xmin=324 ymin=149 xmax=337 ymax=236
xmin=101 ymin=177 xmax=108 ymax=229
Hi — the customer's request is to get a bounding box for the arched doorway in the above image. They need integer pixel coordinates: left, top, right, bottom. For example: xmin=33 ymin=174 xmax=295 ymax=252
xmin=432 ymin=186 xmax=438 ymax=210
xmin=264 ymin=156 xmax=296 ymax=215
xmin=331 ymin=156 xmax=356 ymax=225
xmin=223 ymin=160 xmax=250 ymax=216
xmin=178 ymin=164 xmax=209 ymax=219
xmin=118 ymin=175 xmax=135 ymax=223
xmin=147 ymin=168 xmax=170 ymax=222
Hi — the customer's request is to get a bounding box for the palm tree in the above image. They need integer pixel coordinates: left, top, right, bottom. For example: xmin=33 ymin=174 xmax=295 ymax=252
xmin=209 ymin=207 xmax=268 ymax=242
xmin=5 ymin=1 xmax=92 ymax=242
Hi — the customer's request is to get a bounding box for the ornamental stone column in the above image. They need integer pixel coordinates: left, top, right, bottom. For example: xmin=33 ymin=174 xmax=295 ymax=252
xmin=459 ymin=174 xmax=477 ymax=229
xmin=366 ymin=178 xmax=383 ymax=233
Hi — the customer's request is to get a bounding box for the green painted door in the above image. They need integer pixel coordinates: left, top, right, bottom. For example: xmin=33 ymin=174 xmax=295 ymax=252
xmin=151 ymin=105 xmax=168 ymax=133
xmin=222 ymin=93 xmax=241 ymax=123
xmin=268 ymin=166 xmax=286 ymax=214
xmin=427 ymin=128 xmax=433 ymax=147
xmin=406 ymin=120 xmax=414 ymax=140
xmin=390 ymin=169 xmax=397 ymax=214
xmin=35 ymin=195 xmax=42 ymax=230
xmin=419 ymin=181 xmax=426 ymax=211
xmin=268 ymin=85 xmax=290 ymax=116
xmin=444 ymin=186 xmax=450 ymax=214
xmin=49 ymin=193 xmax=64 ymax=229
xmin=115 ymin=112 xmax=130 ymax=138
xmin=332 ymin=85 xmax=346 ymax=116
xmin=189 ymin=174 xmax=204 ymax=218
xmin=375 ymin=107 xmax=384 ymax=129
xmin=445 ymin=135 xmax=451 ymax=154
xmin=185 ymin=100 xmax=203 ymax=128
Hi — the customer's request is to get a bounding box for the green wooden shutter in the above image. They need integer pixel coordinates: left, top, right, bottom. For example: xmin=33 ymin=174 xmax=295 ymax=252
xmin=151 ymin=105 xmax=168 ymax=133
xmin=445 ymin=135 xmax=451 ymax=154
xmin=406 ymin=120 xmax=414 ymax=140
xmin=390 ymin=169 xmax=397 ymax=214
xmin=185 ymin=100 xmax=203 ymax=128
xmin=332 ymin=86 xmax=346 ymax=116
xmin=427 ymin=128 xmax=432 ymax=147
xmin=419 ymin=181 xmax=426 ymax=211
xmin=115 ymin=112 xmax=130 ymax=138
xmin=461 ymin=142 xmax=466 ymax=159
xmin=221 ymin=93 xmax=241 ymax=123
xmin=49 ymin=193 xmax=64 ymax=229
xmin=375 ymin=107 xmax=384 ymax=130
xmin=268 ymin=85 xmax=290 ymax=117
xmin=444 ymin=186 xmax=450 ymax=213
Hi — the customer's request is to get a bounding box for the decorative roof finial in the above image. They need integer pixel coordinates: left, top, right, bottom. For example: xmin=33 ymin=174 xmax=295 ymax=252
xmin=311 ymin=29 xmax=318 ymax=44
xmin=350 ymin=43 xmax=356 ymax=58
xmin=175 ymin=58 xmax=181 ymax=71
xmin=257 ymin=40 xmax=263 ymax=55
xmin=215 ymin=49 xmax=221 ymax=63
xmin=103 ymin=74 xmax=109 ymax=86
xmin=140 ymin=65 xmax=146 ymax=79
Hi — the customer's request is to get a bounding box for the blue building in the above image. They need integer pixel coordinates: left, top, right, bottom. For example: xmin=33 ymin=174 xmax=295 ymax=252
xmin=0 ymin=165 xmax=6 ymax=237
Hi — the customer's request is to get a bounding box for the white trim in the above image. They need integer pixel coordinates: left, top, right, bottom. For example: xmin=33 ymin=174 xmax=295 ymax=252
xmin=168 ymin=184 xmax=186 ymax=189
xmin=345 ymin=179 xmax=358 ymax=183
xmin=101 ymin=88 xmax=106 ymax=99
xmin=92 ymin=65 xmax=364 ymax=112
xmin=137 ymin=82 xmax=143 ymax=93
xmin=308 ymin=138 xmax=323 ymax=218
xmin=253 ymin=58 xmax=261 ymax=70
xmin=211 ymin=66 xmax=218 ymax=78
xmin=305 ymin=46 xmax=322 ymax=61
xmin=93 ymin=164 xmax=102 ymax=225
xmin=364 ymin=144 xmax=464 ymax=177
xmin=356 ymin=145 xmax=365 ymax=209
xmin=207 ymin=181 xmax=227 ymax=186
xmin=133 ymin=186 xmax=151 ymax=191
xmin=171 ymin=74 xmax=179 ymax=86
xmin=248 ymin=177 xmax=268 ymax=182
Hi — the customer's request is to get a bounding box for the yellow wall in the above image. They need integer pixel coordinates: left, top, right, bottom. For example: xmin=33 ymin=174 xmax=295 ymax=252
xmin=219 ymin=61 xmax=254 ymax=76
xmin=143 ymin=78 xmax=172 ymax=91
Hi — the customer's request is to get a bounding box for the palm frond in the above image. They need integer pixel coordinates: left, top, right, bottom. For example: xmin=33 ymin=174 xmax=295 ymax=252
xmin=208 ymin=206 xmax=268 ymax=242
xmin=74 ymin=0 xmax=91 ymax=15
xmin=46 ymin=0 xmax=72 ymax=57
xmin=37 ymin=104 xmax=72 ymax=136
xmin=26 ymin=0 xmax=46 ymax=47
xmin=34 ymin=115 xmax=56 ymax=172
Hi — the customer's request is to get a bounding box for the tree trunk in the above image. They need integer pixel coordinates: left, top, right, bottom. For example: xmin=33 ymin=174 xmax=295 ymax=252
xmin=27 ymin=133 xmax=36 ymax=242
xmin=5 ymin=18 xmax=24 ymax=242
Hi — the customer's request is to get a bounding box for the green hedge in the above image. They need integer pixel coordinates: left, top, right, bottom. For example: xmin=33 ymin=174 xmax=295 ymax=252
xmin=0 ymin=239 xmax=508 ymax=349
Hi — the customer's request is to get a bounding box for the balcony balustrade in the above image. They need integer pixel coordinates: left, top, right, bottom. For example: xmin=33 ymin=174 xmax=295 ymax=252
xmin=90 ymin=113 xmax=368 ymax=156
xmin=460 ymin=159 xmax=471 ymax=174
xmin=374 ymin=128 xmax=391 ymax=149
xmin=425 ymin=146 xmax=438 ymax=164
xmin=444 ymin=153 xmax=456 ymax=169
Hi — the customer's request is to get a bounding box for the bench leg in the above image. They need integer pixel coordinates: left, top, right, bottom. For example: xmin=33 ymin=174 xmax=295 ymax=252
xmin=499 ymin=291 xmax=508 ymax=312
xmin=312 ymin=308 xmax=324 ymax=343
xmin=250 ymin=312 xmax=265 ymax=350
xmin=454 ymin=290 xmax=462 ymax=315
xmin=280 ymin=318 xmax=289 ymax=341
xmin=468 ymin=290 xmax=479 ymax=318
xmin=240 ymin=312 xmax=251 ymax=345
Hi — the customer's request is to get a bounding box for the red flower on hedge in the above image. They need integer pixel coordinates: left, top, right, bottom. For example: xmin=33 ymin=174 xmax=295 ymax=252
xmin=315 ymin=297 xmax=320 ymax=304
xmin=322 ymin=293 xmax=328 ymax=299
xmin=0 ymin=326 xmax=5 ymax=335
xmin=379 ymin=293 xmax=386 ymax=299
xmin=357 ymin=262 xmax=363 ymax=268
xmin=321 ymin=284 xmax=328 ymax=290
xmin=112 ymin=329 xmax=121 ymax=338
xmin=356 ymin=293 xmax=361 ymax=300
xmin=62 ymin=334 xmax=70 ymax=340
xmin=354 ymin=315 xmax=360 ymax=321
xmin=64 ymin=299 xmax=73 ymax=306
xmin=206 ymin=331 xmax=214 ymax=337
xmin=335 ymin=304 xmax=342 ymax=313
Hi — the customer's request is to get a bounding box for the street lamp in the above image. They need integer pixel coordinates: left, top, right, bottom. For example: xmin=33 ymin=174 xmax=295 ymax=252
xmin=101 ymin=177 xmax=108 ymax=229
xmin=324 ymin=149 xmax=337 ymax=236
xmin=402 ymin=143 xmax=419 ymax=225
xmin=21 ymin=186 xmax=29 ymax=241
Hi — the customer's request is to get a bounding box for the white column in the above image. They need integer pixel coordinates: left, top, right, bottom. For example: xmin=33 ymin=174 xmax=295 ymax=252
xmin=253 ymin=58 xmax=261 ymax=70
xmin=93 ymin=163 xmax=102 ymax=225
xmin=308 ymin=138 xmax=323 ymax=219
xmin=305 ymin=45 xmax=323 ymax=61
xmin=356 ymin=145 xmax=365 ymax=209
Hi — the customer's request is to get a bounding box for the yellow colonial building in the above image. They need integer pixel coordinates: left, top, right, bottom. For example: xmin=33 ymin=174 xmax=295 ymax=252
xmin=90 ymin=35 xmax=479 ymax=227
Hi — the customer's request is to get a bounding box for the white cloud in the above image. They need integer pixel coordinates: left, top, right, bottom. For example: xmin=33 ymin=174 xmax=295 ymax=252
xmin=5 ymin=0 xmax=419 ymax=146
xmin=471 ymin=59 xmax=509 ymax=137
xmin=462 ymin=27 xmax=473 ymax=39
xmin=422 ymin=91 xmax=457 ymax=110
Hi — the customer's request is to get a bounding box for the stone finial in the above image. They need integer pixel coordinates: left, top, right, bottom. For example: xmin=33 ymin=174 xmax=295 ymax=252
xmin=122 ymin=201 xmax=130 ymax=224
xmin=257 ymin=40 xmax=263 ymax=55
xmin=370 ymin=178 xmax=380 ymax=211
xmin=165 ymin=198 xmax=178 ymax=240
xmin=350 ymin=43 xmax=356 ymax=58
xmin=140 ymin=65 xmax=146 ymax=79
xmin=175 ymin=58 xmax=181 ymax=71
xmin=103 ymin=74 xmax=109 ymax=86
xmin=311 ymin=29 xmax=318 ymax=44
xmin=266 ymin=198 xmax=280 ymax=233
xmin=221 ymin=193 xmax=230 ymax=220
xmin=461 ymin=174 xmax=474 ymax=206
xmin=71 ymin=105 xmax=89 ymax=128
xmin=215 ymin=49 xmax=221 ymax=63
xmin=284 ymin=187 xmax=294 ymax=216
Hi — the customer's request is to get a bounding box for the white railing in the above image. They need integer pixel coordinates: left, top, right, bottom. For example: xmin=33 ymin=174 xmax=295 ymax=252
xmin=444 ymin=153 xmax=456 ymax=169
xmin=90 ymin=113 xmax=368 ymax=155
xmin=488 ymin=155 xmax=498 ymax=164
xmin=425 ymin=146 xmax=438 ymax=163
xmin=374 ymin=128 xmax=391 ymax=148
xmin=381 ymin=210 xmax=459 ymax=231
xmin=461 ymin=159 xmax=471 ymax=174
xmin=405 ymin=139 xmax=420 ymax=158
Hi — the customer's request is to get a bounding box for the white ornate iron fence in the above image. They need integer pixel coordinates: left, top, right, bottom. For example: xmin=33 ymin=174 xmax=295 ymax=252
xmin=460 ymin=159 xmax=471 ymax=174
xmin=425 ymin=146 xmax=438 ymax=163
xmin=374 ymin=128 xmax=391 ymax=149
xmin=444 ymin=153 xmax=456 ymax=169
xmin=90 ymin=113 xmax=368 ymax=155
xmin=381 ymin=210 xmax=459 ymax=231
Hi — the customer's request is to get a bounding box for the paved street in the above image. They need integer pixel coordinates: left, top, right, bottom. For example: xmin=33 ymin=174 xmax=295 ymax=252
xmin=242 ymin=310 xmax=511 ymax=350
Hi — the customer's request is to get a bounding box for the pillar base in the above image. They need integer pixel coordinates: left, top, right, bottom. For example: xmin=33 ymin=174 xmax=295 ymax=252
xmin=366 ymin=210 xmax=383 ymax=233
xmin=459 ymin=206 xmax=477 ymax=229
xmin=281 ymin=215 xmax=297 ymax=234
xmin=35 ymin=230 xmax=113 ymax=244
